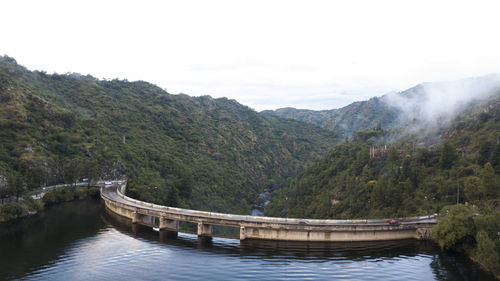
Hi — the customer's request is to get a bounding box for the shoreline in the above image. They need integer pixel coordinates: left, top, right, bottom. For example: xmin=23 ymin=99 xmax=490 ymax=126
xmin=0 ymin=185 xmax=100 ymax=222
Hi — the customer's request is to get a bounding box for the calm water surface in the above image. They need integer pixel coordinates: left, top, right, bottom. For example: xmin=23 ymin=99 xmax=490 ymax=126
xmin=0 ymin=200 xmax=495 ymax=280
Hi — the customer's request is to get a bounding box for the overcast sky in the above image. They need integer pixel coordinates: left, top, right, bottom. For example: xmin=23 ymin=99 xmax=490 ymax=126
xmin=2 ymin=0 xmax=500 ymax=111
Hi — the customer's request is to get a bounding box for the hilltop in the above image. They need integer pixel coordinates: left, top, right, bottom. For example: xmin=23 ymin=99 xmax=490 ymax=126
xmin=263 ymin=75 xmax=500 ymax=143
xmin=0 ymin=55 xmax=338 ymax=214
xmin=266 ymin=91 xmax=500 ymax=219
xmin=264 ymin=87 xmax=500 ymax=276
xmin=262 ymin=96 xmax=398 ymax=138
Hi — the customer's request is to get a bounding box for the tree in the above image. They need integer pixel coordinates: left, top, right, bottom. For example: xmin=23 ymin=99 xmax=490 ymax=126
xmin=478 ymin=141 xmax=493 ymax=166
xmin=25 ymin=167 xmax=45 ymax=189
xmin=63 ymin=158 xmax=82 ymax=186
xmin=432 ymin=204 xmax=475 ymax=250
xmin=490 ymin=143 xmax=500 ymax=174
xmin=474 ymin=231 xmax=500 ymax=274
xmin=480 ymin=162 xmax=497 ymax=198
xmin=440 ymin=142 xmax=457 ymax=170
xmin=474 ymin=212 xmax=500 ymax=240
xmin=177 ymin=168 xmax=193 ymax=199
xmin=83 ymin=158 xmax=99 ymax=187
xmin=463 ymin=176 xmax=482 ymax=202
xmin=7 ymin=172 xmax=25 ymax=201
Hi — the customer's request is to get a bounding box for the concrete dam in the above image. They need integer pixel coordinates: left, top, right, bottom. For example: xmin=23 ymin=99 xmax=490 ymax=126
xmin=101 ymin=181 xmax=436 ymax=242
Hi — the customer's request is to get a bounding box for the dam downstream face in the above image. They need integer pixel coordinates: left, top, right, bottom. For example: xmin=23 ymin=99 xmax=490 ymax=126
xmin=0 ymin=200 xmax=495 ymax=281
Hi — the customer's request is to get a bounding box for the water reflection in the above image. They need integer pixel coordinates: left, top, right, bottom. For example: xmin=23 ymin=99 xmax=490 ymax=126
xmin=0 ymin=200 xmax=106 ymax=280
xmin=102 ymin=206 xmax=494 ymax=281
xmin=0 ymin=199 xmax=495 ymax=281
xmin=104 ymin=209 xmax=428 ymax=258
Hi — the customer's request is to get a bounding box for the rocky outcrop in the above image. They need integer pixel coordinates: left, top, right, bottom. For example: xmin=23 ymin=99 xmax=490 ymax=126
xmin=100 ymin=160 xmax=125 ymax=180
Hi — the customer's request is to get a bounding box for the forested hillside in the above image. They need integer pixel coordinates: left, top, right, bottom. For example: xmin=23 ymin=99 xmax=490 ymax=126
xmin=266 ymin=92 xmax=500 ymax=219
xmin=263 ymin=75 xmax=500 ymax=142
xmin=262 ymin=96 xmax=398 ymax=138
xmin=0 ymin=56 xmax=338 ymax=214
xmin=264 ymin=90 xmax=500 ymax=275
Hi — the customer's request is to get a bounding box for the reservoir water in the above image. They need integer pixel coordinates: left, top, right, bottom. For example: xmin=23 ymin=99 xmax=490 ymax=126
xmin=0 ymin=199 xmax=495 ymax=280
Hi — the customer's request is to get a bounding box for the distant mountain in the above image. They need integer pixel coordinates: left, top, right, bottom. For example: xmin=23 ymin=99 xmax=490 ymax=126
xmin=266 ymin=89 xmax=500 ymax=219
xmin=0 ymin=56 xmax=338 ymax=214
xmin=263 ymin=96 xmax=398 ymax=138
xmin=263 ymin=75 xmax=500 ymax=142
xmin=2 ymin=55 xmax=499 ymax=216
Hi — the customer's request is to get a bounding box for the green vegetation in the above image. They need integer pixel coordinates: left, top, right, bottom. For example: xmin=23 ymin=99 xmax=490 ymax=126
xmin=266 ymin=140 xmax=500 ymax=219
xmin=432 ymin=204 xmax=500 ymax=277
xmin=0 ymin=197 xmax=42 ymax=221
xmin=267 ymin=93 xmax=500 ymax=219
xmin=1 ymin=55 xmax=499 ymax=276
xmin=42 ymin=187 xmax=100 ymax=205
xmin=265 ymin=91 xmax=500 ymax=276
xmin=262 ymin=96 xmax=398 ymax=138
xmin=0 ymin=55 xmax=337 ymax=215
xmin=0 ymin=186 xmax=99 ymax=221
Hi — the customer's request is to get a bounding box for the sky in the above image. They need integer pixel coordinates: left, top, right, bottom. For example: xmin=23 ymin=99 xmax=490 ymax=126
xmin=2 ymin=0 xmax=500 ymax=111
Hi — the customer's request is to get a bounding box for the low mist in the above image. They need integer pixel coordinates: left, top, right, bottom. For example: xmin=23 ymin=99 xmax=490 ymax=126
xmin=385 ymin=74 xmax=500 ymax=135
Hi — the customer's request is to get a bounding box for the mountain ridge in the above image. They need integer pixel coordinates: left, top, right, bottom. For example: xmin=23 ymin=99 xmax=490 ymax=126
xmin=0 ymin=55 xmax=338 ymax=214
xmin=263 ymin=75 xmax=500 ymax=143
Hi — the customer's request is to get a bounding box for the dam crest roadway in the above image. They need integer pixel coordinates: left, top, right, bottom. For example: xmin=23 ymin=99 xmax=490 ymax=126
xmin=101 ymin=181 xmax=436 ymax=242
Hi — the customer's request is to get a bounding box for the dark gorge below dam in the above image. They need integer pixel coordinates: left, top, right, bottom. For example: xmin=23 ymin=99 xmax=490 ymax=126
xmin=0 ymin=199 xmax=495 ymax=281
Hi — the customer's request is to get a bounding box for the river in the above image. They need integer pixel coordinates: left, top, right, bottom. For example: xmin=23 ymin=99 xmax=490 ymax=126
xmin=0 ymin=199 xmax=495 ymax=281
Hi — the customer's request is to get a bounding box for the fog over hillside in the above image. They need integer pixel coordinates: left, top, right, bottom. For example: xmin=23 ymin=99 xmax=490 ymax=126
xmin=385 ymin=74 xmax=500 ymax=134
xmin=265 ymin=74 xmax=500 ymax=142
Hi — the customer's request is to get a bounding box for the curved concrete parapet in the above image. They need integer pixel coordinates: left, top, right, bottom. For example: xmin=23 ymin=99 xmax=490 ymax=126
xmin=101 ymin=181 xmax=437 ymax=242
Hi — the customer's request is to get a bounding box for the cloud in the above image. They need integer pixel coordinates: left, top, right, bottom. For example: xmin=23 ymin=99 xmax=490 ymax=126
xmin=2 ymin=0 xmax=500 ymax=113
xmin=385 ymin=74 xmax=500 ymax=134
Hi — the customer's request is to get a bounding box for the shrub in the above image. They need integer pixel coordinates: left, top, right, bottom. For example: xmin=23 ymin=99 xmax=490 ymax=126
xmin=87 ymin=187 xmax=100 ymax=198
xmin=475 ymin=231 xmax=500 ymax=274
xmin=0 ymin=202 xmax=27 ymax=220
xmin=432 ymin=204 xmax=475 ymax=250
xmin=24 ymin=197 xmax=43 ymax=212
